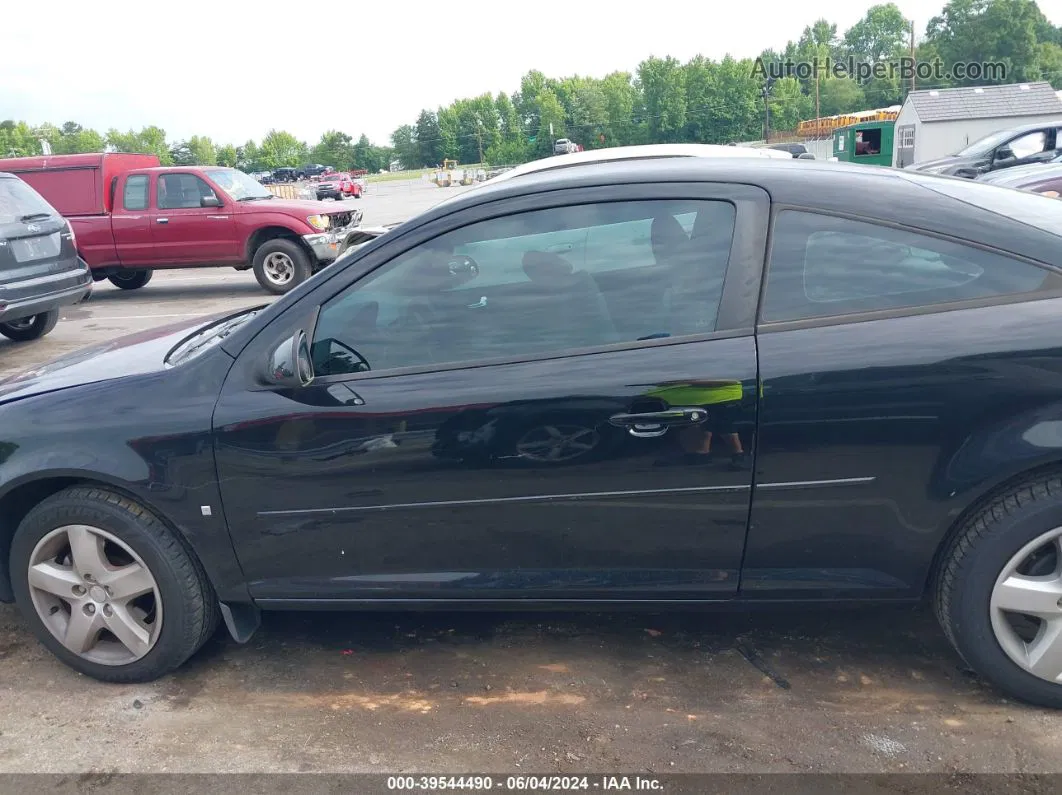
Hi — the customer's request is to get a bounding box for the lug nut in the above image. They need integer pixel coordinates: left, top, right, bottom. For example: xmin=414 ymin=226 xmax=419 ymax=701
xmin=102 ymin=604 xmax=113 ymax=617
xmin=72 ymin=585 xmax=86 ymax=597
xmin=83 ymin=603 xmax=95 ymax=615
xmin=83 ymin=573 xmax=95 ymax=583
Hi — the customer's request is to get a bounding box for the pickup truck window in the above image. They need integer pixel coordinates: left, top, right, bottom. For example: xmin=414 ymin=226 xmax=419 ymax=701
xmin=157 ymin=174 xmax=219 ymax=210
xmin=123 ymin=175 xmax=149 ymax=211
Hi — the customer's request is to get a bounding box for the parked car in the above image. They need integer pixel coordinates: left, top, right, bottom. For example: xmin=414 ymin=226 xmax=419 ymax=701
xmin=9 ymin=155 xmax=1062 ymax=709
xmin=301 ymin=164 xmax=331 ymax=180
xmin=906 ymin=121 xmax=1062 ymax=178
xmin=271 ymin=168 xmax=299 ymax=184
xmin=0 ymin=154 xmax=363 ymax=295
xmin=553 ymin=138 xmax=579 ymax=155
xmin=975 ymin=163 xmax=1062 ymax=196
xmin=0 ymin=173 xmax=92 ymax=342
xmin=315 ymin=173 xmax=363 ymax=201
xmin=976 ymin=155 xmax=1062 ymax=186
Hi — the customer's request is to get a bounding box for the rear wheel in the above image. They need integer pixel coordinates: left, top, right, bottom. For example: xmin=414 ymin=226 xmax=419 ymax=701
xmin=0 ymin=309 xmax=60 ymax=341
xmin=936 ymin=472 xmax=1062 ymax=708
xmin=10 ymin=486 xmax=219 ymax=683
xmin=253 ymin=238 xmax=312 ymax=295
xmin=108 ymin=270 xmax=153 ymax=290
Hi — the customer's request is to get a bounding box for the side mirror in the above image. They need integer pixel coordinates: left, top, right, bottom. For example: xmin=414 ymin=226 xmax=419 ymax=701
xmin=201 ymin=195 xmax=222 ymax=208
xmin=266 ymin=329 xmax=314 ymax=388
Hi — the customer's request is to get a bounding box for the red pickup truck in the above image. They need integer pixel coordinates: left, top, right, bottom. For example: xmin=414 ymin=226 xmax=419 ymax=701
xmin=0 ymin=153 xmax=363 ymax=294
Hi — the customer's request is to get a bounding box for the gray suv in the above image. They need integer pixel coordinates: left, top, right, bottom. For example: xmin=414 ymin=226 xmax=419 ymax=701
xmin=0 ymin=173 xmax=92 ymax=342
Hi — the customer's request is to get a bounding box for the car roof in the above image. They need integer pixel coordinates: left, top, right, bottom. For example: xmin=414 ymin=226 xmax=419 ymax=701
xmin=488 ymin=143 xmax=792 ymax=182
xmin=409 ymin=156 xmax=1062 ymax=266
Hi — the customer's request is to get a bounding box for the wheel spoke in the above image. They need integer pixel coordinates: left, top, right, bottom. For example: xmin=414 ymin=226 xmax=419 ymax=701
xmin=28 ymin=561 xmax=81 ymax=598
xmin=67 ymin=526 xmax=111 ymax=580
xmin=544 ymin=426 xmax=563 ymax=439
xmin=104 ymin=605 xmax=152 ymax=658
xmin=993 ymin=574 xmax=1062 ymax=618
xmin=566 ymin=439 xmax=596 ymax=452
xmin=1027 ymin=620 xmax=1062 ymax=682
xmin=64 ymin=609 xmax=103 ymax=654
xmin=101 ymin=563 xmax=155 ymax=601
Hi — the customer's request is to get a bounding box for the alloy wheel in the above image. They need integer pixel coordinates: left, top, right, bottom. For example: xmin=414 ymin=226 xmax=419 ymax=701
xmin=516 ymin=424 xmax=600 ymax=463
xmin=263 ymin=252 xmax=295 ymax=286
xmin=27 ymin=525 xmax=162 ymax=666
xmin=990 ymin=526 xmax=1062 ymax=683
xmin=3 ymin=317 xmax=35 ymax=331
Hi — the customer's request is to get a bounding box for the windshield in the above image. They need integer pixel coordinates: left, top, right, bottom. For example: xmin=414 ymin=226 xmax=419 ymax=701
xmin=954 ymin=129 xmax=1017 ymax=157
xmin=0 ymin=176 xmax=57 ymax=224
xmin=204 ymin=168 xmax=272 ymax=201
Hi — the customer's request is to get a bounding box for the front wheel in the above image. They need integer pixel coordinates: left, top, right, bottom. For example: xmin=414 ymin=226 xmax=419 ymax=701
xmin=108 ymin=270 xmax=153 ymax=290
xmin=0 ymin=309 xmax=60 ymax=341
xmin=936 ymin=472 xmax=1062 ymax=708
xmin=253 ymin=238 xmax=312 ymax=295
xmin=9 ymin=487 xmax=219 ymax=683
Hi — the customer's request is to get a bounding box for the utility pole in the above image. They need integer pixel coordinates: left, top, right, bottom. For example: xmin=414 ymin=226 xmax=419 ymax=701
xmin=477 ymin=118 xmax=484 ymax=164
xmin=910 ymin=19 xmax=916 ymax=94
xmin=761 ymin=80 xmax=773 ymax=142
xmin=815 ymin=76 xmax=821 ymax=127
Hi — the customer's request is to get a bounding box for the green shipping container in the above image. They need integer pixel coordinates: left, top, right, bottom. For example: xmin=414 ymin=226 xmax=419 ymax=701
xmin=833 ymin=120 xmax=895 ymax=166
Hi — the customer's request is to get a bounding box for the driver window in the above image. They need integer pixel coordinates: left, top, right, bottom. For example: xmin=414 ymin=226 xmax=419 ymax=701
xmin=1004 ymin=131 xmax=1047 ymax=160
xmin=311 ymin=198 xmax=737 ymax=376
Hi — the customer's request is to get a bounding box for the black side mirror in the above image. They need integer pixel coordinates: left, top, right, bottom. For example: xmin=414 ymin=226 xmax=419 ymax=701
xmin=201 ymin=195 xmax=222 ymax=208
xmin=266 ymin=329 xmax=314 ymax=388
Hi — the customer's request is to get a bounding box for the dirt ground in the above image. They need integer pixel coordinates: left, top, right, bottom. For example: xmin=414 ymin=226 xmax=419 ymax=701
xmin=1 ymin=180 xmax=1061 ymax=783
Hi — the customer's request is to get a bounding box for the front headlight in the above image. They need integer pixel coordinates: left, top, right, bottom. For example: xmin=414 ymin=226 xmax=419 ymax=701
xmin=306 ymin=214 xmax=329 ymax=231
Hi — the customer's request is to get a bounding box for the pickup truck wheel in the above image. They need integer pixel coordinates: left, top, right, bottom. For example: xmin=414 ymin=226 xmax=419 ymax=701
xmin=109 ymin=270 xmax=153 ymax=290
xmin=9 ymin=486 xmax=220 ymax=683
xmin=253 ymin=239 xmax=311 ymax=295
xmin=935 ymin=472 xmax=1062 ymax=707
xmin=0 ymin=309 xmax=60 ymax=342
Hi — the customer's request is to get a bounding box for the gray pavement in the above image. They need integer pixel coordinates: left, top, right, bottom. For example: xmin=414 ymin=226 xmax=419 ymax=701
xmin=1 ymin=179 xmax=1060 ymax=777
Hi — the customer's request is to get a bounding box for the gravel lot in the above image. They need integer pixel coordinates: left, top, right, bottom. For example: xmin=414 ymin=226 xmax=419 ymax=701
xmin=1 ymin=178 xmax=1061 ymax=779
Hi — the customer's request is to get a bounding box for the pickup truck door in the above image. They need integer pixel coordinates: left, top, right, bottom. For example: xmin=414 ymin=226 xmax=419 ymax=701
xmin=109 ymin=173 xmax=155 ymax=265
xmin=150 ymin=172 xmax=239 ymax=265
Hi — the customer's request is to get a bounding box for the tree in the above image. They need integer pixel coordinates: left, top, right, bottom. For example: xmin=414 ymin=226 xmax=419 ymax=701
xmin=534 ymin=88 xmax=567 ymax=157
xmin=54 ymin=123 xmax=104 ymax=154
xmin=216 ymin=143 xmax=239 ymax=168
xmin=259 ymin=129 xmax=306 ymax=169
xmin=390 ymin=124 xmax=417 ymax=170
xmin=817 ymin=76 xmax=867 ymax=115
xmin=845 ymin=4 xmax=911 ymax=63
xmin=312 ymin=130 xmax=353 ymax=170
xmin=415 ymin=109 xmax=444 ymax=167
xmin=638 ymin=56 xmax=687 ymax=144
xmin=769 ymin=77 xmax=814 ymax=133
xmin=924 ymin=0 xmax=1052 ymax=86
xmin=106 ymin=126 xmax=172 ymax=164
xmin=237 ymin=140 xmax=262 ymax=172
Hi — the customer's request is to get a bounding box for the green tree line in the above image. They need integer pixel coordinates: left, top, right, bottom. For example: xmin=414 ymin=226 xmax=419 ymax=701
xmin=3 ymin=0 xmax=1060 ymax=170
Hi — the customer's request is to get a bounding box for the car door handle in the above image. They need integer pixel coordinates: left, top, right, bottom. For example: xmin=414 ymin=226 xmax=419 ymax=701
xmin=546 ymin=243 xmax=573 ymax=252
xmin=609 ymin=407 xmax=707 ymax=438
xmin=156 ymin=218 xmax=169 ymax=224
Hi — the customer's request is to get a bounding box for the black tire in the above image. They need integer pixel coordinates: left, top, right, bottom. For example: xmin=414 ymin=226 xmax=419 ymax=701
xmin=252 ymin=238 xmax=312 ymax=295
xmin=935 ymin=471 xmax=1062 ymax=708
xmin=9 ymin=486 xmax=219 ymax=683
xmin=0 ymin=309 xmax=60 ymax=341
xmin=108 ymin=270 xmax=153 ymax=290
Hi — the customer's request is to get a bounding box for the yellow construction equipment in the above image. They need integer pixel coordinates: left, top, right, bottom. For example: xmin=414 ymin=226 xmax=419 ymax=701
xmin=432 ymin=159 xmax=462 ymax=187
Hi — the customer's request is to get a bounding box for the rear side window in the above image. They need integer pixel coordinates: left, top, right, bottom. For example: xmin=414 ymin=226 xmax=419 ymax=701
xmin=916 ymin=176 xmax=1062 ymax=238
xmin=762 ymin=210 xmax=1053 ymax=322
xmin=157 ymin=174 xmax=218 ymax=210
xmin=0 ymin=177 xmax=55 ymax=224
xmin=123 ymin=175 xmax=149 ymax=211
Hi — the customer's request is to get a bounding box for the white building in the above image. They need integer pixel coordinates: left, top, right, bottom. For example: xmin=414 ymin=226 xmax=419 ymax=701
xmin=893 ymin=82 xmax=1062 ymax=167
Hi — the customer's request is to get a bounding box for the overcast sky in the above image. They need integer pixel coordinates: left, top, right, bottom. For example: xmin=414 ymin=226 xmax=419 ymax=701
xmin=4 ymin=0 xmax=1058 ymax=147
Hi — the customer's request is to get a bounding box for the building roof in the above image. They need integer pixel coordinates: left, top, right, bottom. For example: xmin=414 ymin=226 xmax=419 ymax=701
xmin=906 ymin=82 xmax=1062 ymax=123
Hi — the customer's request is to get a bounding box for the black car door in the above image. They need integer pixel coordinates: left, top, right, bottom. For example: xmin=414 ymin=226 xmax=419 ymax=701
xmin=746 ymin=207 xmax=1062 ymax=601
xmin=212 ymin=183 xmax=768 ymax=604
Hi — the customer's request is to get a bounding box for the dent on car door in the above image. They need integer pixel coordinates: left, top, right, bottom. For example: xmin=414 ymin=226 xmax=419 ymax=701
xmin=211 ymin=186 xmax=768 ymax=603
xmin=746 ymin=208 xmax=1061 ymax=600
